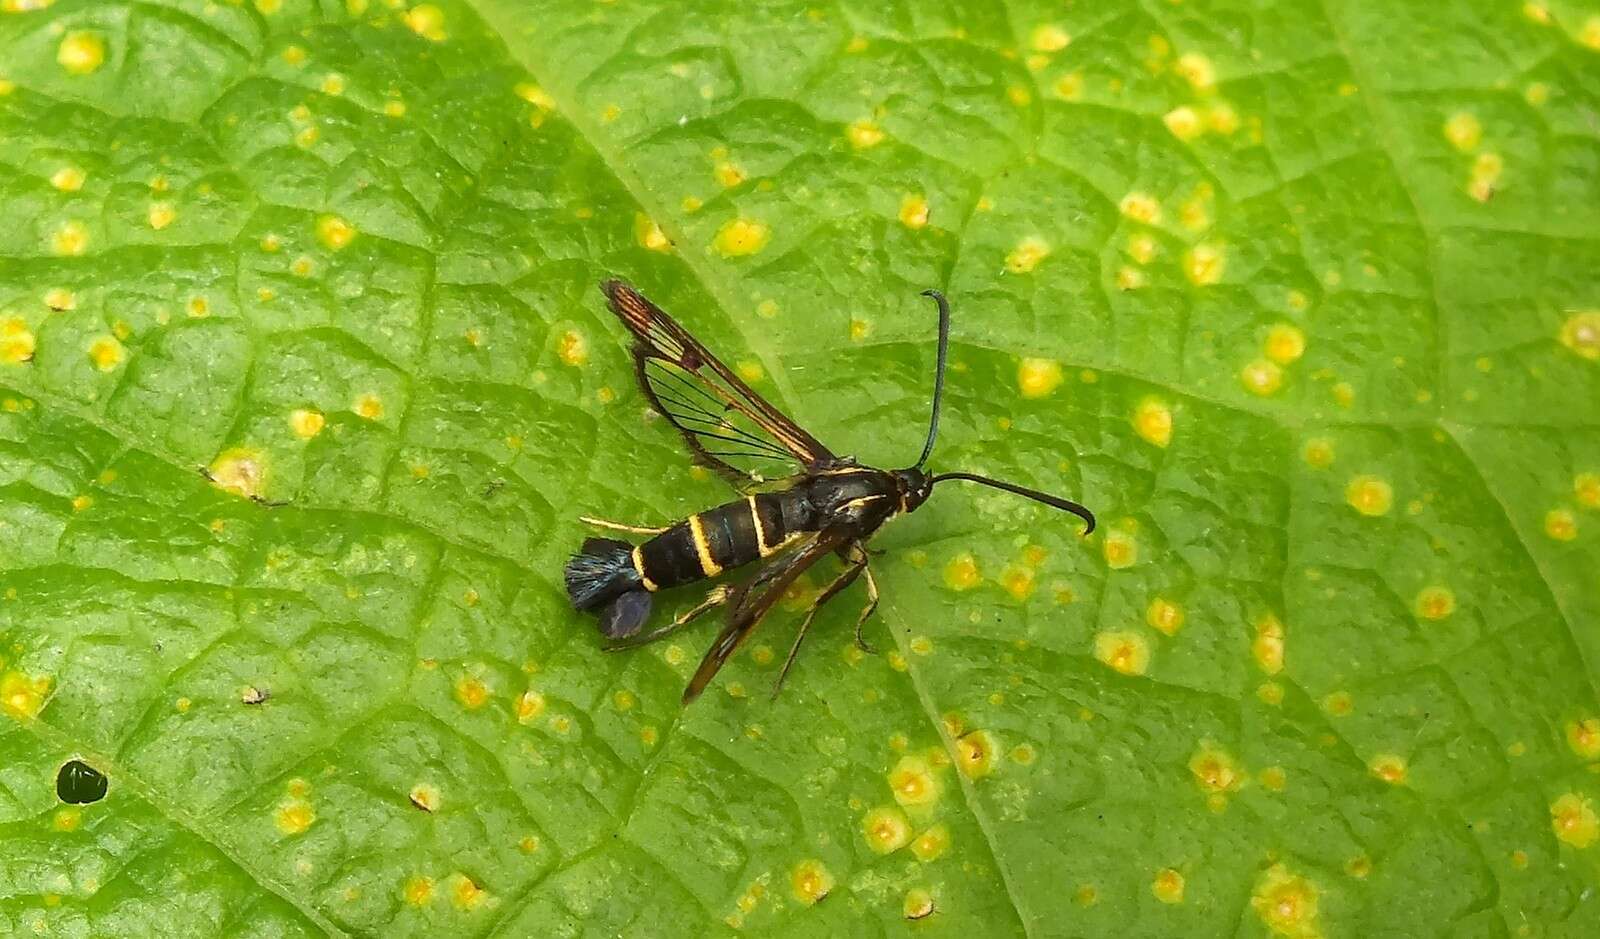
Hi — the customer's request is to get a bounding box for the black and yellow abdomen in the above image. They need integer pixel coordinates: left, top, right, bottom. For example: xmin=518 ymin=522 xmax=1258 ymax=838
xmin=635 ymin=491 xmax=815 ymax=591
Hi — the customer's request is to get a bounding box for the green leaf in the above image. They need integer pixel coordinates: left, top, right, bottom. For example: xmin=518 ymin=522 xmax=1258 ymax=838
xmin=2 ymin=1 xmax=1599 ymax=936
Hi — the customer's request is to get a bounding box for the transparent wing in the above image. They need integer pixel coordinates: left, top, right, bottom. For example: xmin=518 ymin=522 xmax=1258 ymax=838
xmin=601 ymin=279 xmax=836 ymax=486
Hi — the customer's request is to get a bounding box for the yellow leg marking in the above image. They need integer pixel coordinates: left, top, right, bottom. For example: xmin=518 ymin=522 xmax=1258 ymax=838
xmin=631 ymin=546 xmax=659 ymax=592
xmin=582 ymin=515 xmax=667 ymax=536
xmin=750 ymin=495 xmax=774 ymax=557
xmin=687 ymin=513 xmax=723 ymax=577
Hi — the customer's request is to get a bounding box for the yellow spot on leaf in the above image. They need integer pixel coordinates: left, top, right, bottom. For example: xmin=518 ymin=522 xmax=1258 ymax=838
xmin=1 ymin=671 xmax=50 ymax=718
xmin=1031 ymin=24 xmax=1071 ymax=51
xmin=1119 ymin=191 xmax=1161 ymax=224
xmin=1234 ymin=359 xmax=1286 ymax=399
xmin=50 ymin=166 xmax=85 ymax=192
xmin=1260 ymin=766 xmax=1287 ymax=790
xmin=999 ymin=565 xmax=1034 ymax=601
xmin=942 ymin=553 xmax=980 ymax=590
xmin=316 ymin=215 xmax=356 ymax=250
xmin=1189 ymin=741 xmax=1240 ymax=793
xmin=712 ymin=160 xmax=745 ymax=188
xmin=1146 ymin=597 xmax=1184 ymax=636
xmin=956 ymin=730 xmax=999 ymax=779
xmin=1575 ymin=472 xmax=1600 ymax=508
xmin=1102 ymin=529 xmax=1137 ymax=569
xmin=846 ymin=119 xmax=883 ymax=148
xmin=1468 ymin=151 xmax=1502 ymax=202
xmin=53 ymin=807 xmax=81 ymax=832
xmin=556 ymin=329 xmax=588 ymax=366
xmin=274 ymin=799 xmax=314 ymax=835
xmin=1094 ymin=630 xmax=1149 ymax=676
xmin=1559 ymin=311 xmax=1600 ymax=360
xmin=144 ymin=200 xmax=178 ymax=230
xmin=634 ymin=214 xmax=671 ymax=252
xmin=1152 ymin=868 xmax=1185 ymax=903
xmin=862 ymin=806 xmax=911 ymax=853
xmin=404 ymin=4 xmax=447 ymax=41
xmin=52 ymin=220 xmax=89 ymax=257
xmin=1345 ymin=475 xmax=1393 ymax=517
xmin=1005 ymin=237 xmax=1051 ymax=274
xmin=1207 ymin=102 xmax=1240 ymax=135
xmin=1443 ymin=112 xmax=1482 ymax=152
xmin=448 ymin=873 xmax=486 ymax=910
xmin=910 ymin=823 xmax=950 ymax=861
xmin=57 ymin=32 xmax=105 ymax=75
xmin=888 ymin=755 xmax=940 ymax=807
xmin=408 ymin=783 xmax=441 ymax=812
xmin=1183 ymin=242 xmax=1225 ymax=285
xmin=899 ymin=193 xmax=929 ymax=229
xmin=1253 ymin=613 xmax=1285 ymax=675
xmin=1176 ymin=52 xmax=1215 ymax=91
xmin=1414 ymin=585 xmax=1455 ymax=620
xmin=1545 ymin=508 xmax=1578 ymax=541
xmin=515 ymin=690 xmax=545 ymax=724
xmin=1264 ymin=324 xmax=1305 ymax=365
xmin=1251 ymin=864 xmax=1321 ymax=938
xmin=1580 ymin=17 xmax=1600 ymax=51
xmin=0 ymin=316 xmax=36 ymax=365
xmin=1565 ymin=718 xmax=1600 ymax=760
xmin=713 ymin=218 xmax=770 ymax=257
xmin=354 ymin=392 xmax=384 ymax=421
xmin=1552 ymin=793 xmax=1599 ymax=847
xmin=515 ymin=82 xmax=554 ymax=109
xmin=1369 ymin=753 xmax=1407 ymax=784
xmin=454 ymin=676 xmax=489 ymax=709
xmin=1133 ymin=397 xmax=1172 ymax=447
xmin=903 ymin=887 xmax=936 ymax=920
xmin=1128 ymin=234 xmax=1159 ymax=265
xmin=1302 ymin=437 xmax=1333 ymax=469
xmin=1053 ymin=72 xmax=1084 ymax=100
xmin=403 ymin=876 xmax=434 ymax=906
xmin=1014 ymin=358 xmax=1064 ymax=400
xmin=208 ymin=448 xmax=268 ymax=500
xmin=288 ymin=409 xmax=325 ymax=439
xmin=790 ymin=859 xmax=834 ymax=905
xmin=1164 ymin=106 xmax=1203 ymax=141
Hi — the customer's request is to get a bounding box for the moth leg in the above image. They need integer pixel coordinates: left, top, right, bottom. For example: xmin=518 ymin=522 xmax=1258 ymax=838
xmin=772 ymin=550 xmax=867 ymax=699
xmin=853 ymin=559 xmax=880 ymax=655
xmin=580 ymin=515 xmax=668 ymax=536
xmin=604 ymin=584 xmax=733 ymax=650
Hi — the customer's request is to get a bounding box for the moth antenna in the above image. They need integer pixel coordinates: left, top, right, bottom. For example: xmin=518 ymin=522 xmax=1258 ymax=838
xmin=914 ymin=289 xmax=951 ymax=469
xmin=929 ymin=471 xmax=1096 ymax=534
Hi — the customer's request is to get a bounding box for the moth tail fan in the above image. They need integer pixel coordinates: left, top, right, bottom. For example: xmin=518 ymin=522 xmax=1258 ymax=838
xmin=564 ymin=537 xmax=641 ymax=611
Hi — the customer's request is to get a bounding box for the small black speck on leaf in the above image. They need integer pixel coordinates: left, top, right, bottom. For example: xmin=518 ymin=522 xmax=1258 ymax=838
xmin=57 ymin=760 xmax=108 ymax=804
